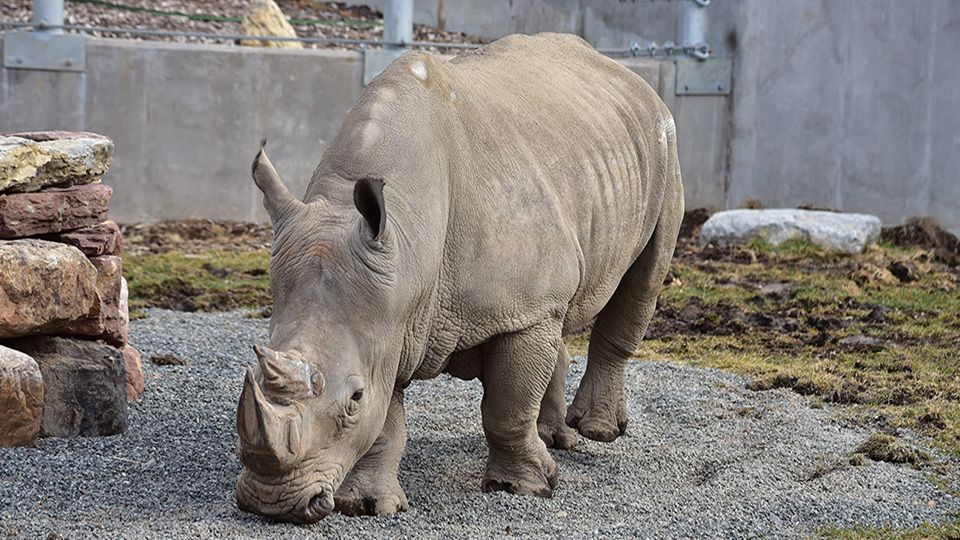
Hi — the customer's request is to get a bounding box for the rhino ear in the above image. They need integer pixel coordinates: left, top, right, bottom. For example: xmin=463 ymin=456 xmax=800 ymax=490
xmin=353 ymin=177 xmax=386 ymax=241
xmin=252 ymin=139 xmax=303 ymax=223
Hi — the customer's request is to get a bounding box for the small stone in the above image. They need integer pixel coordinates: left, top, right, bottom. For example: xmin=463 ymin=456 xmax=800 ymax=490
xmin=151 ymin=354 xmax=188 ymax=366
xmin=122 ymin=345 xmax=144 ymax=402
xmin=241 ymin=0 xmax=302 ymax=49
xmin=118 ymin=277 xmax=130 ymax=345
xmin=42 ymin=221 xmax=122 ymax=257
xmin=837 ymin=334 xmax=885 ymax=352
xmin=700 ymin=209 xmax=882 ymax=254
xmin=888 ymin=260 xmax=919 ymax=283
xmin=0 ymin=239 xmax=98 ymax=338
xmin=0 ymin=132 xmax=113 ymax=194
xmin=4 ymin=336 xmax=127 ymax=437
xmin=0 ymin=345 xmax=43 ymax=447
xmin=0 ymin=184 xmax=112 ymax=239
xmin=851 ymin=262 xmax=899 ymax=287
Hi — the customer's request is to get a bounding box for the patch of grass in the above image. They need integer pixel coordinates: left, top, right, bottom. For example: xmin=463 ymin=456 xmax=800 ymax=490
xmin=857 ymin=432 xmax=930 ymax=466
xmin=627 ymin=240 xmax=960 ymax=457
xmin=749 ymin=236 xmax=828 ymax=257
xmin=813 ymin=520 xmax=960 ymax=540
xmin=124 ymin=249 xmax=271 ymax=312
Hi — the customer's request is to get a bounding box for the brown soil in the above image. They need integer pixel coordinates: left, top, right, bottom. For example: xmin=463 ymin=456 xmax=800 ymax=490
xmin=120 ymin=220 xmax=272 ymax=256
xmin=646 ymin=211 xmax=960 ymax=349
xmin=882 ymin=217 xmax=960 ymax=267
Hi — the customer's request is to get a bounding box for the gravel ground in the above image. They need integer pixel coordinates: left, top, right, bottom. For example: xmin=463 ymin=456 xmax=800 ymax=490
xmin=1 ymin=310 xmax=957 ymax=539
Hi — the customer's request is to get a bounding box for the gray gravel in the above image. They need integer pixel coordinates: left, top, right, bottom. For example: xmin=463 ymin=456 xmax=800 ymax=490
xmin=1 ymin=309 xmax=957 ymax=539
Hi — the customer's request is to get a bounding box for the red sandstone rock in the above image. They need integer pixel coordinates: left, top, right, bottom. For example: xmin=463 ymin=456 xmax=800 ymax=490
xmin=122 ymin=345 xmax=144 ymax=402
xmin=0 ymin=183 xmax=112 ymax=239
xmin=0 ymin=183 xmax=113 ymax=238
xmin=62 ymin=255 xmax=124 ymax=345
xmin=42 ymin=221 xmax=122 ymax=257
xmin=0 ymin=345 xmax=43 ymax=447
xmin=0 ymin=239 xmax=98 ymax=339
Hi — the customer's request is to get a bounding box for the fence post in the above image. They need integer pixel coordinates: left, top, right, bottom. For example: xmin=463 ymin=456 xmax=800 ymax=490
xmin=680 ymin=0 xmax=710 ymax=60
xmin=33 ymin=0 xmax=65 ymax=34
xmin=383 ymin=0 xmax=413 ymax=48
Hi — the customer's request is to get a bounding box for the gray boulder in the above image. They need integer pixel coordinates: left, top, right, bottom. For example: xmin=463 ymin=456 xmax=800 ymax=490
xmin=4 ymin=337 xmax=127 ymax=437
xmin=700 ymin=209 xmax=882 ymax=254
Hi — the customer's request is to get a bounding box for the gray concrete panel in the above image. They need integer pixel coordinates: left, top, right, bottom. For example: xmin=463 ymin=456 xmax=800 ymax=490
xmin=728 ymin=0 xmax=960 ymax=232
xmin=1 ymin=37 xmax=728 ymax=222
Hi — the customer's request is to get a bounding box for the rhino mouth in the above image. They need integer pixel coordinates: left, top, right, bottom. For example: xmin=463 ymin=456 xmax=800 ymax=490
xmin=303 ymin=490 xmax=336 ymax=522
xmin=235 ymin=466 xmax=343 ymax=523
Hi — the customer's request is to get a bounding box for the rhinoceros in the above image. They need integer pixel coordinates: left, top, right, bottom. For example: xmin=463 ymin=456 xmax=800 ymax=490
xmin=235 ymin=32 xmax=683 ymax=523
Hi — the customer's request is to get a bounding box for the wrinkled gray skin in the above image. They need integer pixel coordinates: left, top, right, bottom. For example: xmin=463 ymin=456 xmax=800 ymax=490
xmin=235 ymin=33 xmax=683 ymax=524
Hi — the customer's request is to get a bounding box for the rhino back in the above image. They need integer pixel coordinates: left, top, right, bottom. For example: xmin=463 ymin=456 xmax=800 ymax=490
xmin=440 ymin=34 xmax=677 ymax=340
xmin=309 ymin=33 xmax=679 ymax=374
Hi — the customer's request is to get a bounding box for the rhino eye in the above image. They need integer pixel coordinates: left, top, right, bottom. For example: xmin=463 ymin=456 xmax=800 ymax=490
xmin=351 ymin=389 xmax=364 ymax=402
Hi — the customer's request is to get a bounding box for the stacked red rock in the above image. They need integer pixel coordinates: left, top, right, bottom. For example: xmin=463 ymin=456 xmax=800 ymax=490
xmin=0 ymin=131 xmax=143 ymax=447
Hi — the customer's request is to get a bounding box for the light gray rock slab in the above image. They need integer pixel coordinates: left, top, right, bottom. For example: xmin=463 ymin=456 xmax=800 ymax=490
xmin=0 ymin=132 xmax=113 ymax=194
xmin=700 ymin=209 xmax=882 ymax=254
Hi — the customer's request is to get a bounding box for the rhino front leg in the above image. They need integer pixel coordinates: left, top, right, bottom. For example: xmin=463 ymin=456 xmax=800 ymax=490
xmin=335 ymin=390 xmax=409 ymax=516
xmin=537 ymin=344 xmax=578 ymax=450
xmin=480 ymin=321 xmax=561 ymax=497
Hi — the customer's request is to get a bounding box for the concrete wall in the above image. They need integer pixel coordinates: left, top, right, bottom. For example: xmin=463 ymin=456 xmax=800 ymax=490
xmin=1 ymin=39 xmax=364 ymax=222
xmin=728 ymin=0 xmax=960 ymax=234
xmin=0 ymin=37 xmax=728 ymax=222
xmin=8 ymin=1 xmax=955 ymax=230
xmin=349 ymin=0 xmax=738 ymax=56
xmin=354 ymin=0 xmax=960 ymax=232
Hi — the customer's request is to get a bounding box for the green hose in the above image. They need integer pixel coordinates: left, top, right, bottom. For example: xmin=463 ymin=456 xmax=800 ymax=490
xmin=66 ymin=0 xmax=381 ymax=28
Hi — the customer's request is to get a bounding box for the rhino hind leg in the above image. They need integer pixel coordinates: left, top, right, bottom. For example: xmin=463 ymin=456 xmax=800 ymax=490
xmin=480 ymin=321 xmax=563 ymax=497
xmin=567 ymin=190 xmax=683 ymax=443
xmin=335 ymin=390 xmax=409 ymax=516
xmin=537 ymin=344 xmax=578 ymax=450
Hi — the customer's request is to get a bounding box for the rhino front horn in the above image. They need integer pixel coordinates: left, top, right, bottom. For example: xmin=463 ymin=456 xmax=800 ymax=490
xmin=237 ymin=368 xmax=302 ymax=472
xmin=251 ymin=139 xmax=303 ymax=222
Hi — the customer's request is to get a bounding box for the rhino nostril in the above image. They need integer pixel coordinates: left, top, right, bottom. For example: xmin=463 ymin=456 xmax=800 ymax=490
xmin=306 ymin=491 xmax=334 ymax=521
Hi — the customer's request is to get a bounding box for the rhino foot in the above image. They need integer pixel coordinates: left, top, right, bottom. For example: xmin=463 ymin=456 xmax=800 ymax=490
xmin=565 ymin=373 xmax=628 ymax=443
xmin=334 ymin=478 xmax=409 ymax=517
xmin=482 ymin=445 xmax=558 ymax=498
xmin=537 ymin=419 xmax=578 ymax=450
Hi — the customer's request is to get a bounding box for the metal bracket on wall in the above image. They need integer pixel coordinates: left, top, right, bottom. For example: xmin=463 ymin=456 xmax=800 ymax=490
xmin=363 ymin=48 xmax=407 ymax=86
xmin=675 ymin=58 xmax=731 ymax=96
xmin=2 ymin=31 xmax=85 ymax=72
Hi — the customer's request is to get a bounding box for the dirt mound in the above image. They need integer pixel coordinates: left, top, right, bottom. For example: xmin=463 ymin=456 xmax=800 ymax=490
xmin=882 ymin=217 xmax=960 ymax=266
xmin=121 ymin=220 xmax=273 ymax=255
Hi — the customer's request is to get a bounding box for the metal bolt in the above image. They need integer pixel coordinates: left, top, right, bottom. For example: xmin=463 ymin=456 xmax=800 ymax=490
xmin=14 ymin=57 xmax=23 ymax=64
xmin=717 ymin=84 xmax=723 ymax=91
xmin=63 ymin=58 xmax=73 ymax=67
xmin=684 ymin=84 xmax=690 ymax=92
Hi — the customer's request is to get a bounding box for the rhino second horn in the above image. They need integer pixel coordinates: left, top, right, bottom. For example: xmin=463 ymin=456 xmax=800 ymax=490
xmin=253 ymin=344 xmax=320 ymax=397
xmin=237 ymin=368 xmax=302 ymax=471
xmin=251 ymin=139 xmax=303 ymax=222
